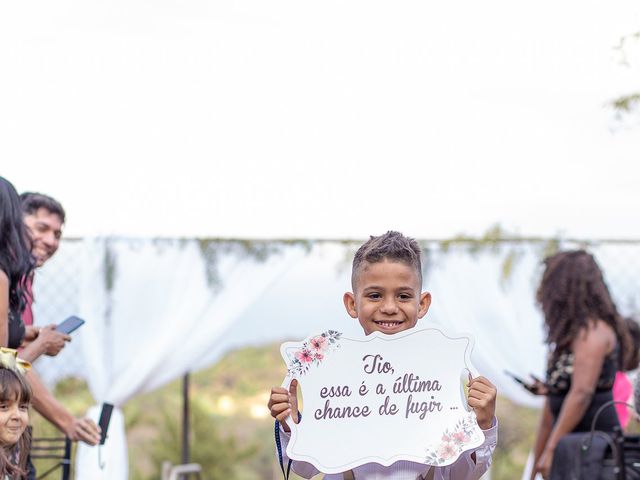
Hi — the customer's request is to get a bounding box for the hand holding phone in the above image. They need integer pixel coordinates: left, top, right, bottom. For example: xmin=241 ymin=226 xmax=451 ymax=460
xmin=30 ymin=325 xmax=70 ymax=357
xmin=504 ymin=370 xmax=548 ymax=395
xmin=56 ymin=316 xmax=85 ymax=335
xmin=98 ymin=403 xmax=114 ymax=445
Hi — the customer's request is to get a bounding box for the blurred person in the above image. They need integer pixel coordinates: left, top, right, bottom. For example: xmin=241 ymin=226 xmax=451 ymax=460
xmin=0 ymin=177 xmax=34 ymax=349
xmin=19 ymin=193 xmax=100 ymax=479
xmin=0 ymin=177 xmax=65 ymax=360
xmin=524 ymin=317 xmax=640 ymax=430
xmin=612 ymin=317 xmax=640 ymax=430
xmin=18 ymin=192 xmax=71 ymax=363
xmin=530 ymin=250 xmax=633 ymax=479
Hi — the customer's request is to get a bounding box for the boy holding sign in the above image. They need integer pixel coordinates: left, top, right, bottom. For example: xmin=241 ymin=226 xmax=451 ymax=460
xmin=268 ymin=231 xmax=498 ymax=479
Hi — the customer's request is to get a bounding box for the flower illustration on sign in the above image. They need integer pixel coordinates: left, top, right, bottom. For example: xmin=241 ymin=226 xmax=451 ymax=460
xmin=295 ymin=349 xmax=314 ymax=363
xmin=424 ymin=413 xmax=483 ymax=466
xmin=288 ymin=330 xmax=342 ymax=376
xmin=310 ymin=335 xmax=328 ymax=352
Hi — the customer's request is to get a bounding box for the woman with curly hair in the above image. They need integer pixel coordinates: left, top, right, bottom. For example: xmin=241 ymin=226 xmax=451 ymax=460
xmin=530 ymin=250 xmax=632 ymax=479
xmin=0 ymin=177 xmax=35 ymax=348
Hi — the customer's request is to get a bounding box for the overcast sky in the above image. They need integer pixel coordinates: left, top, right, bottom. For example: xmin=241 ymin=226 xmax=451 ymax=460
xmin=1 ymin=0 xmax=639 ymax=240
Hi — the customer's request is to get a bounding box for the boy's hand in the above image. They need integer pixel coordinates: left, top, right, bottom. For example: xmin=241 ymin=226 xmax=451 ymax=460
xmin=267 ymin=379 xmax=299 ymax=433
xmin=467 ymin=375 xmax=497 ymax=430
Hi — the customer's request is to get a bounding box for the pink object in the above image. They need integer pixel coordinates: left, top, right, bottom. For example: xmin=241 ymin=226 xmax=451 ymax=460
xmin=613 ymin=371 xmax=633 ymax=429
xmin=20 ymin=276 xmax=34 ymax=327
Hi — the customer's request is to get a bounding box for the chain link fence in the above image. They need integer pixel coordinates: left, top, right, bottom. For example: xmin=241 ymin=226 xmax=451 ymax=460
xmin=30 ymin=240 xmax=87 ymax=386
xmin=28 ymin=238 xmax=640 ymax=388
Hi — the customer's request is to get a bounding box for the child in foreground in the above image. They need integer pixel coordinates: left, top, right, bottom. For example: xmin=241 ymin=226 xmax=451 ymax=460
xmin=268 ymin=231 xmax=498 ymax=480
xmin=0 ymin=349 xmax=32 ymax=479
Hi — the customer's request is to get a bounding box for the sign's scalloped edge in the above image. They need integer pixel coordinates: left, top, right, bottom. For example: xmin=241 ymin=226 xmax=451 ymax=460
xmin=278 ymin=327 xmax=484 ymax=474
xmin=287 ymin=431 xmax=486 ymax=474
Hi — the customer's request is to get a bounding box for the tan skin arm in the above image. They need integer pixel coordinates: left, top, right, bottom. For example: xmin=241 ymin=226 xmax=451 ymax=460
xmin=533 ymin=320 xmax=615 ymax=478
xmin=27 ymin=369 xmax=101 ymax=445
xmin=530 ymin=398 xmax=553 ymax=480
xmin=0 ymin=270 xmax=9 ymax=347
xmin=20 ymin=325 xmax=70 ymax=363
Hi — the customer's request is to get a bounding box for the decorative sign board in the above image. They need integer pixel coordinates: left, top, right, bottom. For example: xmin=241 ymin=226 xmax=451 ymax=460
xmin=280 ymin=328 xmax=484 ymax=474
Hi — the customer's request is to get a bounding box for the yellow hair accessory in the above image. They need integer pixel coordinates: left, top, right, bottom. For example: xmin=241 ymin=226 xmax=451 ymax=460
xmin=0 ymin=348 xmax=31 ymax=375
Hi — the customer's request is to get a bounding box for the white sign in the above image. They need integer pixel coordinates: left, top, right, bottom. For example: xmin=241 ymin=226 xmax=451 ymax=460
xmin=280 ymin=328 xmax=484 ymax=474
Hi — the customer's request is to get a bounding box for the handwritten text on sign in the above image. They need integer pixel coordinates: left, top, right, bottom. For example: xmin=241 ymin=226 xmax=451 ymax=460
xmin=280 ymin=328 xmax=485 ymax=474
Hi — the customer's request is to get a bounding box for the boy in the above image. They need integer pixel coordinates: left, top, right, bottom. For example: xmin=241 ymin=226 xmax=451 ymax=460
xmin=268 ymin=231 xmax=498 ymax=480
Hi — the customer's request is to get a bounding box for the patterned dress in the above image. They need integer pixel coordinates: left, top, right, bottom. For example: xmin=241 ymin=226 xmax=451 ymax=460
xmin=546 ymin=346 xmax=620 ymax=432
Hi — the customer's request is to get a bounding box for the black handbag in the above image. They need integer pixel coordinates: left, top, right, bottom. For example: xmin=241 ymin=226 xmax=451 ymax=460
xmin=550 ymin=401 xmax=640 ymax=480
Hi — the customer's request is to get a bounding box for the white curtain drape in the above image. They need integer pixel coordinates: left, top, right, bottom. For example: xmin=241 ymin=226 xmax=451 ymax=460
xmin=425 ymin=245 xmax=547 ymax=408
xmin=73 ymin=238 xmax=303 ymax=478
xmin=28 ymin=239 xmax=639 ymax=479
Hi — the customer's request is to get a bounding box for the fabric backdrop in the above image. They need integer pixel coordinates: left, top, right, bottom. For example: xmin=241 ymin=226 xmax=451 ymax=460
xmin=29 ymin=238 xmax=640 ymax=479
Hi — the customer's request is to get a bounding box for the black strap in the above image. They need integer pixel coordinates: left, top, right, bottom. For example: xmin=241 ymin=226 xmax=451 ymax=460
xmin=275 ymin=412 xmax=302 ymax=480
xmin=578 ymin=400 xmax=633 ymax=479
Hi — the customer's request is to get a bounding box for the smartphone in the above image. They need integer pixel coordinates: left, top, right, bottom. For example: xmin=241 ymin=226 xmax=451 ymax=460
xmin=503 ymin=369 xmax=528 ymax=386
xmin=504 ymin=370 xmax=544 ymax=394
xmin=98 ymin=403 xmax=114 ymax=445
xmin=56 ymin=316 xmax=85 ymax=334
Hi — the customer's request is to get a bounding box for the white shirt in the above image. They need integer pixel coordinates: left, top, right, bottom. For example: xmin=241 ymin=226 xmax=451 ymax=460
xmin=276 ymin=419 xmax=497 ymax=480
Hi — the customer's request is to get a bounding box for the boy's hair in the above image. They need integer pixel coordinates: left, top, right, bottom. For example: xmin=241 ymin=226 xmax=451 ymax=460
xmin=20 ymin=192 xmax=66 ymax=224
xmin=0 ymin=368 xmax=32 ymax=477
xmin=351 ymin=231 xmax=422 ymax=288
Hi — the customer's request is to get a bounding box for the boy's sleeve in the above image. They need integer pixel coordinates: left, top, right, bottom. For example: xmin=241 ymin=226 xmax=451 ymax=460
xmin=275 ymin=424 xmax=321 ymax=479
xmin=434 ymin=418 xmax=498 ymax=480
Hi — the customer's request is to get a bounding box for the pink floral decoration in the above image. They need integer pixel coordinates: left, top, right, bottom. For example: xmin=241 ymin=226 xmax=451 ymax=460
xmin=295 ymin=349 xmax=314 ymax=363
xmin=437 ymin=442 xmax=457 ymax=460
xmin=288 ymin=330 xmax=342 ymax=376
xmin=424 ymin=413 xmax=483 ymax=466
xmin=310 ymin=336 xmax=328 ymax=352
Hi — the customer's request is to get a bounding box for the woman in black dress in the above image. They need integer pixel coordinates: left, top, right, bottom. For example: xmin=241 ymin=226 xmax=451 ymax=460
xmin=530 ymin=250 xmax=632 ymax=479
xmin=0 ymin=176 xmax=35 ymax=348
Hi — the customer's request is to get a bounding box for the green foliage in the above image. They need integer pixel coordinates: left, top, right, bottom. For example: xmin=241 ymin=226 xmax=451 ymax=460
xmin=145 ymin=398 xmax=255 ymax=480
xmin=491 ymin=396 xmax=540 ymax=479
xmin=613 ymin=93 xmax=640 ymax=113
xmin=103 ymin=240 xmax=117 ymax=293
xmin=500 ymin=249 xmax=521 ymax=287
xmin=196 ymin=239 xmax=313 ymax=291
xmin=34 ymin=345 xmax=542 ymax=480
xmin=611 ymin=30 xmax=640 ymax=117
xmin=193 ymin=343 xmax=286 ymax=397
xmin=30 ymin=378 xmax=95 ymax=480
xmin=438 ymin=224 xmax=511 ymax=254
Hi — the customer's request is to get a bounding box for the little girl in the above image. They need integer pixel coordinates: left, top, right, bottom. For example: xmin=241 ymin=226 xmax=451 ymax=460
xmin=0 ymin=348 xmax=32 ymax=479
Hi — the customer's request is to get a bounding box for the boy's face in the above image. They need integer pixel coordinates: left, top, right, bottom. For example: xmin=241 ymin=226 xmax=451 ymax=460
xmin=343 ymin=259 xmax=431 ymax=335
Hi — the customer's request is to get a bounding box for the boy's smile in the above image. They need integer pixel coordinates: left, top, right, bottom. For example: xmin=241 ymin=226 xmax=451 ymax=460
xmin=343 ymin=259 xmax=431 ymax=335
